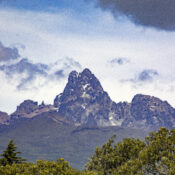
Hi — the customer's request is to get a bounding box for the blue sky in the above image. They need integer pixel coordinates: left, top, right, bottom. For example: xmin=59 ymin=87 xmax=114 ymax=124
xmin=0 ymin=0 xmax=94 ymax=12
xmin=1 ymin=0 xmax=175 ymax=113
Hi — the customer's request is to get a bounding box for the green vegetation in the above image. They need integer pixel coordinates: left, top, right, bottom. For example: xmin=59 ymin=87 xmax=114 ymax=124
xmin=0 ymin=139 xmax=26 ymax=166
xmin=0 ymin=127 xmax=174 ymax=174
xmin=86 ymin=127 xmax=175 ymax=175
xmin=0 ymin=158 xmax=85 ymax=175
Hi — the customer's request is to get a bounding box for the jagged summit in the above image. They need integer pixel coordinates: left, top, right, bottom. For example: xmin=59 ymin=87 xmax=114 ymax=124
xmin=54 ymin=68 xmax=104 ymax=108
xmin=53 ymin=68 xmax=175 ymax=129
xmin=54 ymin=68 xmax=115 ymax=126
xmin=66 ymin=68 xmax=103 ymax=92
xmin=68 ymin=70 xmax=78 ymax=82
xmin=68 ymin=68 xmax=93 ymax=81
xmin=79 ymin=68 xmax=95 ymax=79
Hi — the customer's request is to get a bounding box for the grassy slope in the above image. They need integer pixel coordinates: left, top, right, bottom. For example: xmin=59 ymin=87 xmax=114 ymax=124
xmin=0 ymin=114 xmax=148 ymax=169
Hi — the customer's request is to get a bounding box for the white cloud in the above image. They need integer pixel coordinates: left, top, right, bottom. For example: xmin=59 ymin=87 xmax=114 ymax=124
xmin=0 ymin=8 xmax=175 ymax=113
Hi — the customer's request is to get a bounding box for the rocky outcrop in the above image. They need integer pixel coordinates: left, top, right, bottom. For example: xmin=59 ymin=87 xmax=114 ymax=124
xmin=0 ymin=111 xmax=10 ymax=124
xmin=128 ymin=94 xmax=175 ymax=130
xmin=11 ymin=100 xmax=39 ymax=119
xmin=11 ymin=100 xmax=55 ymax=120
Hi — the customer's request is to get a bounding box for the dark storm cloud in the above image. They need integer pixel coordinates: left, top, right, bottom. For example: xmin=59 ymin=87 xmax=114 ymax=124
xmin=96 ymin=0 xmax=175 ymax=31
xmin=0 ymin=42 xmax=20 ymax=62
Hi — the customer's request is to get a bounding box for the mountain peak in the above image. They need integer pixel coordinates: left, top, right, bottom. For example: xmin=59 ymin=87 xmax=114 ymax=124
xmin=68 ymin=68 xmax=96 ymax=82
xmin=54 ymin=68 xmax=115 ymax=125
xmin=67 ymin=69 xmax=98 ymax=90
xmin=81 ymin=68 xmax=92 ymax=77
xmin=59 ymin=68 xmax=104 ymax=100
xmin=68 ymin=70 xmax=78 ymax=82
xmin=129 ymin=94 xmax=175 ymax=129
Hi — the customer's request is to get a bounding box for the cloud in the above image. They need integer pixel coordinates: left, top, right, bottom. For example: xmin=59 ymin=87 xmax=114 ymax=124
xmin=137 ymin=69 xmax=159 ymax=82
xmin=96 ymin=0 xmax=175 ymax=31
xmin=0 ymin=58 xmax=49 ymax=89
xmin=48 ymin=57 xmax=82 ymax=79
xmin=109 ymin=58 xmax=129 ymax=65
xmin=62 ymin=57 xmax=82 ymax=69
xmin=1 ymin=7 xmax=175 ymax=113
xmin=122 ymin=69 xmax=159 ymax=84
xmin=54 ymin=70 xmax=65 ymax=78
xmin=0 ymin=42 xmax=20 ymax=62
xmin=0 ymin=57 xmax=81 ymax=90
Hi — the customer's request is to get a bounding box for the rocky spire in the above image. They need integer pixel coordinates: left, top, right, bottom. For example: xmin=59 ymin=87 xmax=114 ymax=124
xmin=54 ymin=68 xmax=115 ymax=126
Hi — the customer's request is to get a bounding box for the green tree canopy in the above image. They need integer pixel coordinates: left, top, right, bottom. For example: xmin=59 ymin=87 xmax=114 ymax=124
xmin=86 ymin=127 xmax=175 ymax=175
xmin=0 ymin=139 xmax=26 ymax=166
xmin=0 ymin=158 xmax=97 ymax=175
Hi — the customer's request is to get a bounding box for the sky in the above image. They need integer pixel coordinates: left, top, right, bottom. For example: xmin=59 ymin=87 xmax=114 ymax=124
xmin=1 ymin=0 xmax=175 ymax=113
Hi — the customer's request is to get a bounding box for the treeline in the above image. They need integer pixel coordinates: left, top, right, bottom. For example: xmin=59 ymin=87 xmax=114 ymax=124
xmin=0 ymin=127 xmax=175 ymax=175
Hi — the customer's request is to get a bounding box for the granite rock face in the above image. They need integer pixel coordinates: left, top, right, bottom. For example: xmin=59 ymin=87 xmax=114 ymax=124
xmin=54 ymin=69 xmax=175 ymax=130
xmin=54 ymin=68 xmax=124 ymax=126
xmin=11 ymin=100 xmax=54 ymax=120
xmin=129 ymin=94 xmax=175 ymax=130
xmin=11 ymin=100 xmax=39 ymax=119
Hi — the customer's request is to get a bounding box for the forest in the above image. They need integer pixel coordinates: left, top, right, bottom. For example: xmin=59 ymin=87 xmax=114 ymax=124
xmin=0 ymin=127 xmax=174 ymax=175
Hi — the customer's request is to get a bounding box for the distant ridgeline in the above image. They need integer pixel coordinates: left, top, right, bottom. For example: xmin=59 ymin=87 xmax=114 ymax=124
xmin=1 ymin=68 xmax=175 ymax=130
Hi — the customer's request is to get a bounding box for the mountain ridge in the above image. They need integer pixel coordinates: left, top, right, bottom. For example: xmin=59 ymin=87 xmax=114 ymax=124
xmin=1 ymin=68 xmax=175 ymax=130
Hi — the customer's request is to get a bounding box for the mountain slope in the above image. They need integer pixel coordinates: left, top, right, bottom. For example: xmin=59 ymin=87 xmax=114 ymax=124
xmin=0 ymin=112 xmax=147 ymax=169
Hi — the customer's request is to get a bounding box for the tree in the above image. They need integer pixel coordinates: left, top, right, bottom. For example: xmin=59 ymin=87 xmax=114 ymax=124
xmin=0 ymin=158 xmax=97 ymax=175
xmin=0 ymin=139 xmax=26 ymax=166
xmin=85 ymin=135 xmax=146 ymax=175
xmin=138 ymin=127 xmax=175 ymax=174
xmin=85 ymin=127 xmax=175 ymax=175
